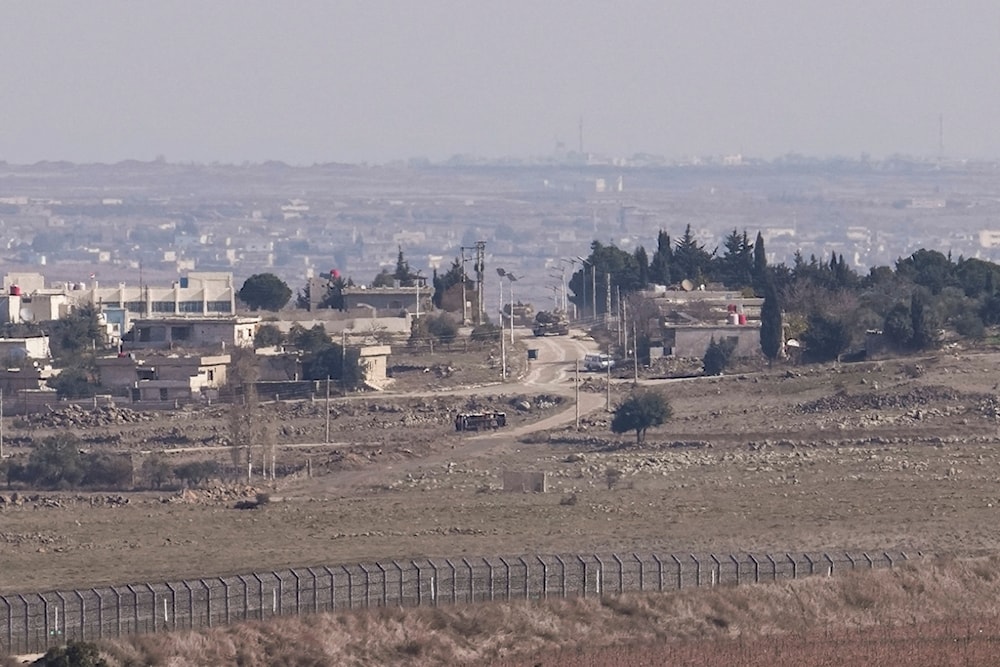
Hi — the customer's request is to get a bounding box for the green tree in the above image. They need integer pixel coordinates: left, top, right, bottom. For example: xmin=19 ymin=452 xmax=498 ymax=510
xmin=288 ymin=323 xmax=329 ymax=353
xmin=23 ymin=434 xmax=86 ymax=489
xmin=716 ymin=228 xmax=753 ymax=289
xmin=141 ymin=454 xmax=173 ymax=489
xmin=648 ymin=230 xmax=672 ymax=285
xmin=759 ymin=281 xmax=783 ymax=366
xmin=394 ymin=246 xmax=416 ymax=286
xmin=254 ymin=323 xmax=285 ymax=348
xmin=47 ymin=365 xmax=99 ymax=398
xmin=910 ymin=292 xmax=939 ymax=350
xmin=238 ymin=273 xmax=292 ymax=311
xmin=372 ymin=268 xmax=395 ymax=287
xmin=882 ymin=302 xmax=914 ymax=349
xmin=174 ymin=460 xmax=221 ymax=487
xmin=610 ymin=390 xmax=673 ymax=445
xmin=48 ymin=304 xmax=103 ymax=359
xmin=426 ymin=312 xmax=459 ymax=344
xmin=84 ymin=453 xmax=133 ymax=488
xmin=702 ymin=336 xmax=736 ymax=376
xmin=752 ymin=232 xmax=768 ymax=294
xmin=302 ymin=343 xmax=362 ymax=388
xmin=800 ymin=313 xmax=852 ymax=363
xmin=672 ymin=224 xmax=714 ymax=285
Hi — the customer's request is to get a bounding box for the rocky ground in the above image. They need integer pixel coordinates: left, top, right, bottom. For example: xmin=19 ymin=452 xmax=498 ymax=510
xmin=3 ymin=346 xmax=1000 ymax=592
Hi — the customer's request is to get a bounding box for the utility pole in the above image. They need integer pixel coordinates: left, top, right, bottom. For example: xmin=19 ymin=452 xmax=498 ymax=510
xmin=606 ymin=344 xmax=612 ymax=412
xmin=460 ymin=247 xmax=468 ymax=325
xmin=575 ymin=360 xmax=580 ymax=429
xmin=632 ymin=318 xmax=639 ymax=384
xmin=605 ymin=272 xmax=612 ymax=326
xmin=0 ymin=387 xmax=4 ymax=459
xmin=325 ymin=376 xmax=331 ymax=443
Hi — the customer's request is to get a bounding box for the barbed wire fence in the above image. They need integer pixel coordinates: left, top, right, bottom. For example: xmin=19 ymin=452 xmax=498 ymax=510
xmin=1 ymin=550 xmax=918 ymax=656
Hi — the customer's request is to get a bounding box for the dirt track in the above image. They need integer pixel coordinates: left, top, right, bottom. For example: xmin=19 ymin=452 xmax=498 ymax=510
xmin=3 ymin=336 xmax=1000 ymax=592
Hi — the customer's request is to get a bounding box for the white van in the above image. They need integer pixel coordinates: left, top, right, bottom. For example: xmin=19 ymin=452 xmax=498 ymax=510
xmin=583 ymin=353 xmax=614 ymax=371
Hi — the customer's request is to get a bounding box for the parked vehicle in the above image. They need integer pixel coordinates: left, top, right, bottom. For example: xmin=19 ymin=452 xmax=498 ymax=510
xmin=583 ymin=353 xmax=614 ymax=371
xmin=454 ymin=411 xmax=507 ymax=431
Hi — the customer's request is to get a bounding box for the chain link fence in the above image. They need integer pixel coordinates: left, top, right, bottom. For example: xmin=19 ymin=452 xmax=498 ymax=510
xmin=0 ymin=550 xmax=918 ymax=655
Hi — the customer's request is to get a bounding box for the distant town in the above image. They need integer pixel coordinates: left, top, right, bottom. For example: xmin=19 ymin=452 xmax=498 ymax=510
xmin=0 ymin=153 xmax=998 ymax=315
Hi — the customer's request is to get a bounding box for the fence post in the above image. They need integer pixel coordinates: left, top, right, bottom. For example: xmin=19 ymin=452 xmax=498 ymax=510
xmin=824 ymin=553 xmax=835 ymax=577
xmin=803 ymin=553 xmax=815 ymax=576
xmin=845 ymin=552 xmax=856 ymax=570
xmin=536 ymin=556 xmax=548 ymax=599
xmin=303 ymin=571 xmax=317 ymax=614
xmin=143 ymin=584 xmax=156 ymax=633
xmin=200 ymin=580 xmax=212 ymax=627
xmin=427 ymin=561 xmax=439 ymax=606
xmin=54 ymin=592 xmax=67 ymax=639
xmin=730 ymin=554 xmax=740 ymax=586
xmin=690 ymin=554 xmax=701 ymax=587
xmin=710 ymin=555 xmax=721 ymax=586
xmin=321 ymin=567 xmax=336 ymax=610
xmin=498 ymin=557 xmax=512 ymax=601
xmin=111 ymin=587 xmax=122 ymax=637
xmin=357 ymin=565 xmax=371 ymax=608
xmin=613 ymin=554 xmax=624 ymax=594
xmin=375 ymin=563 xmax=388 ymax=607
xmin=575 ymin=555 xmax=587 ymax=598
xmin=251 ymin=574 xmax=265 ymax=619
xmin=669 ymin=555 xmax=681 ymax=590
xmin=163 ymin=581 xmax=177 ymax=630
xmin=766 ymin=554 xmax=777 ymax=582
xmin=593 ymin=555 xmax=605 ymax=596
xmin=517 ymin=557 xmax=529 ymax=601
xmin=2 ymin=595 xmax=11 ymax=650
xmin=554 ymin=555 xmax=566 ymax=598
xmin=342 ymin=565 xmax=354 ymax=609
xmin=633 ymin=554 xmax=645 ymax=592
xmin=290 ymin=571 xmax=302 ymax=614
xmin=392 ymin=561 xmax=404 ymax=607
xmin=482 ymin=558 xmax=495 ymax=601
xmin=900 ymin=552 xmax=909 ymax=562
xmin=412 ymin=561 xmax=424 ymax=607
xmin=863 ymin=552 xmax=874 ymax=569
xmin=218 ymin=578 xmax=230 ymax=625
xmin=445 ymin=560 xmax=457 ymax=605
xmin=748 ymin=554 xmax=759 ymax=584
xmin=125 ymin=585 xmax=140 ymax=634
xmin=17 ymin=595 xmax=28 ymax=655
xmin=884 ymin=552 xmax=894 ymax=569
xmin=461 ymin=558 xmax=474 ymax=603
xmin=786 ymin=554 xmax=797 ymax=580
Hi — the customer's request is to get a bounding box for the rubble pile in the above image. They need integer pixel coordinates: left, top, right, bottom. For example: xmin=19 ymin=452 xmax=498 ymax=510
xmin=798 ymin=385 xmax=990 ymax=414
xmin=0 ymin=493 xmax=130 ymax=508
xmin=23 ymin=404 xmax=156 ymax=429
xmin=166 ymin=485 xmax=260 ymax=505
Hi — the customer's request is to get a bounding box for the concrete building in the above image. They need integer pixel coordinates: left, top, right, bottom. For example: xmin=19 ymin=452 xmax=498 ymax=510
xmin=342 ymin=284 xmax=429 ymax=316
xmin=97 ymin=353 xmax=230 ymax=402
xmin=0 ymin=336 xmax=51 ymax=363
xmin=125 ymin=316 xmax=259 ymax=351
xmin=86 ymin=272 xmax=237 ymax=317
xmin=664 ymin=324 xmax=761 ymax=358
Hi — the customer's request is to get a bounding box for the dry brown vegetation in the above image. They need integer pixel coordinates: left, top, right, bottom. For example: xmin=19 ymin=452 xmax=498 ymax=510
xmin=53 ymin=555 xmax=1000 ymax=666
xmin=8 ymin=341 xmax=1000 ymax=663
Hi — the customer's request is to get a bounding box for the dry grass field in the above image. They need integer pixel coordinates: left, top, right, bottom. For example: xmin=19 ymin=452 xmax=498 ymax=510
xmin=6 ymin=341 xmax=1000 ymax=663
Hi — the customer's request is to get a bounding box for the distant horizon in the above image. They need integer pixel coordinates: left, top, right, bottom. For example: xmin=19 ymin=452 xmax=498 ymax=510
xmin=0 ymin=148 xmax=989 ymax=170
xmin=3 ymin=3 xmax=999 ymax=167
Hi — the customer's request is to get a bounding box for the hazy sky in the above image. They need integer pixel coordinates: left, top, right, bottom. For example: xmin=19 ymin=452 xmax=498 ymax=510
xmin=3 ymin=1 xmax=998 ymax=165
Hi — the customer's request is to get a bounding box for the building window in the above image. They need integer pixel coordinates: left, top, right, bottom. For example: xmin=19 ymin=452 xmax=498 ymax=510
xmin=206 ymin=301 xmax=232 ymax=313
xmin=125 ymin=301 xmax=144 ymax=314
xmin=152 ymin=301 xmax=175 ymax=313
xmin=178 ymin=301 xmax=202 ymax=313
xmin=159 ymin=388 xmax=169 ymax=400
xmin=171 ymin=326 xmax=192 ymax=341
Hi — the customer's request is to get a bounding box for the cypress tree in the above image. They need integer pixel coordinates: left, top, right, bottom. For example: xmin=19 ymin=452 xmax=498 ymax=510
xmin=760 ymin=280 xmax=783 ymax=366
